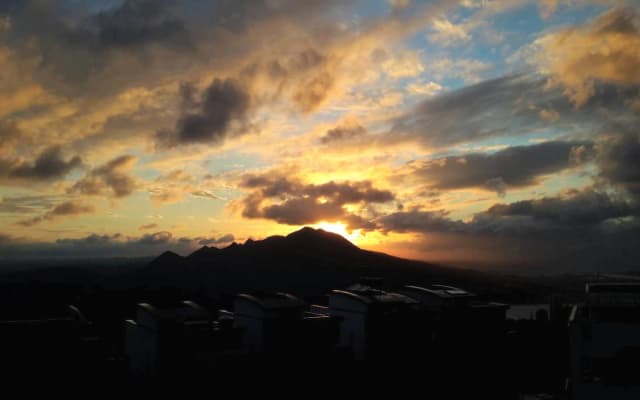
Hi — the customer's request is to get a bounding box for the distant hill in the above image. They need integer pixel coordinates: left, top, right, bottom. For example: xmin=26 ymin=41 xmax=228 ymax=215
xmin=0 ymin=227 xmax=584 ymax=312
xmin=139 ymin=227 xmax=497 ymax=301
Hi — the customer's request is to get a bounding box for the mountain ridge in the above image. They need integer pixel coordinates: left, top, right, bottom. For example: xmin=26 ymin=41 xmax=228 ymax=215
xmin=139 ymin=227 xmax=469 ymax=300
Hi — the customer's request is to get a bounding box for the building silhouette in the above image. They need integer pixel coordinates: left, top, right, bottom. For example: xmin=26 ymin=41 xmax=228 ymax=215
xmin=568 ymin=283 xmax=640 ymax=399
xmin=234 ymin=292 xmax=340 ymax=359
xmin=328 ymin=284 xmax=423 ymax=360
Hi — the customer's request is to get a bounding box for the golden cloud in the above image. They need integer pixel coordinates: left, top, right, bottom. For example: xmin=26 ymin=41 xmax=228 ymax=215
xmin=537 ymin=7 xmax=640 ymax=106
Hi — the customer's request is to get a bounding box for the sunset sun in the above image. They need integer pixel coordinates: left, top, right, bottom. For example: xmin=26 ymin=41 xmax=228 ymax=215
xmin=313 ymin=222 xmax=362 ymax=243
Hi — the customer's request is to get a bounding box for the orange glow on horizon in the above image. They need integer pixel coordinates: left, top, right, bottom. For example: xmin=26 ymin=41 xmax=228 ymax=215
xmin=313 ymin=221 xmax=362 ymax=243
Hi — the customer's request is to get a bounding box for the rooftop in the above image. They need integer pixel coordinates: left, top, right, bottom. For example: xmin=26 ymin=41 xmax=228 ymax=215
xmin=236 ymin=292 xmax=307 ymax=310
xmin=332 ymin=285 xmax=418 ymax=305
xmin=403 ymin=284 xmax=477 ymax=299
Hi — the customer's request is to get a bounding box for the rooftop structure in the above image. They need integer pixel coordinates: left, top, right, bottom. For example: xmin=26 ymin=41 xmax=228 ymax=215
xmin=328 ymin=285 xmax=423 ymax=360
xmin=234 ymin=292 xmax=338 ymax=356
xmin=125 ymin=301 xmax=217 ymax=377
xmin=569 ymin=283 xmax=640 ymax=399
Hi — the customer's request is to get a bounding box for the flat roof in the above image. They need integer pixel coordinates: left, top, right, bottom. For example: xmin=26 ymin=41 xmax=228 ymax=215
xmin=403 ymin=284 xmax=476 ymax=299
xmin=236 ymin=292 xmax=307 ymax=310
xmin=332 ymin=286 xmax=418 ymax=305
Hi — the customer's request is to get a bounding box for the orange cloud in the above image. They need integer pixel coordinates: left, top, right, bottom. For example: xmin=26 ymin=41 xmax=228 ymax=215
xmin=17 ymin=200 xmax=96 ymax=227
xmin=536 ymin=7 xmax=640 ymax=106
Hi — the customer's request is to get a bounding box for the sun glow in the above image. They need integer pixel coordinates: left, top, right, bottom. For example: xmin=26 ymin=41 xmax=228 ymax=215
xmin=313 ymin=221 xmax=362 ymax=243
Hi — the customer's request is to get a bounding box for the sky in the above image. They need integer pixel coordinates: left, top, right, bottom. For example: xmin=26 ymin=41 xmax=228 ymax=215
xmin=0 ymin=0 xmax=639 ymax=272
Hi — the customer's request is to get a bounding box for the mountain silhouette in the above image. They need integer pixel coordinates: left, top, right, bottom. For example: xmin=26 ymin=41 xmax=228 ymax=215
xmin=139 ymin=227 xmax=491 ymax=302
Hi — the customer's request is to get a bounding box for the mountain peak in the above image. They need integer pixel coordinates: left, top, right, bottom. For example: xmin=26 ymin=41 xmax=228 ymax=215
xmin=147 ymin=250 xmax=188 ymax=273
xmin=285 ymin=226 xmax=357 ymax=250
xmin=157 ymin=250 xmax=182 ymax=260
xmin=188 ymin=245 xmax=220 ymax=259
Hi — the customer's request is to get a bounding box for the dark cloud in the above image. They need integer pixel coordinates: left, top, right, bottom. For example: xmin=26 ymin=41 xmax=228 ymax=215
xmin=261 ymin=197 xmax=346 ymax=225
xmin=0 ymin=119 xmax=23 ymax=150
xmin=87 ymin=0 xmax=191 ymax=51
xmin=408 ymin=140 xmax=594 ymax=195
xmin=2 ymin=0 xmax=350 ymax=97
xmin=250 ymin=48 xmax=327 ymax=81
xmin=17 ymin=200 xmax=96 ymax=227
xmin=134 ymin=231 xmax=173 ymax=246
xmin=243 ymin=47 xmax=338 ymax=113
xmin=240 ymin=175 xmax=394 ymax=203
xmin=198 ymin=234 xmax=235 ymax=246
xmin=378 ymin=189 xmax=639 ymax=236
xmin=70 ymin=155 xmax=137 ymax=198
xmin=480 ymin=190 xmax=637 ymax=229
xmin=595 ymin=132 xmax=640 ymax=195
xmin=156 ymin=78 xmax=251 ymax=148
xmin=0 ymin=231 xmax=242 ymax=259
xmin=238 ymin=174 xmax=394 ymax=228
xmin=320 ymin=121 xmax=367 ymax=144
xmin=1 ymin=146 xmax=82 ymax=182
xmin=190 ymin=190 xmax=222 ymax=200
xmin=375 ymin=189 xmax=640 ymax=271
xmin=292 ymin=72 xmax=335 ymax=113
xmin=2 ymin=0 xmax=196 ymax=96
xmin=389 ymin=74 xmax=639 ymax=148
xmin=377 ymin=209 xmax=466 ymax=234
xmin=0 ymin=195 xmax=61 ymax=214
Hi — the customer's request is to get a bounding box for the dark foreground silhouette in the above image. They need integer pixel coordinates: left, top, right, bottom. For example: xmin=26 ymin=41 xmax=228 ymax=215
xmin=0 ymin=227 xmax=638 ymax=398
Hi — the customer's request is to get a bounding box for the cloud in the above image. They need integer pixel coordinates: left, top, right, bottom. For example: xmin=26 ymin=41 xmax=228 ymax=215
xmin=87 ymin=0 xmax=191 ymax=51
xmin=190 ymin=190 xmax=222 ymax=200
xmin=388 ymin=73 xmax=638 ymax=149
xmin=428 ymin=17 xmax=470 ymax=46
xmin=241 ymin=46 xmax=342 ymax=113
xmin=0 ymin=119 xmax=23 ymax=153
xmin=481 ymin=190 xmax=637 ymax=229
xmin=292 ymin=72 xmax=335 ymax=113
xmin=595 ymin=132 xmax=640 ymax=195
xmin=70 ymin=155 xmax=138 ymax=198
xmin=406 ymin=140 xmax=593 ymax=195
xmin=198 ymin=234 xmax=235 ymax=246
xmin=381 ymin=50 xmax=424 ymax=79
xmin=0 ymin=0 xmax=197 ymax=97
xmin=407 ymin=81 xmax=443 ymax=96
xmin=377 ymin=209 xmax=466 ymax=234
xmin=0 ymin=230 xmax=242 ymax=259
xmin=538 ymin=0 xmax=561 ymax=20
xmin=148 ymin=169 xmax=221 ymax=204
xmin=0 ymin=146 xmax=82 ymax=183
xmin=484 ymin=177 xmax=508 ymax=198
xmin=139 ymin=223 xmax=159 ymax=230
xmin=378 ymin=188 xmax=639 ymax=236
xmin=237 ymin=173 xmax=394 ymax=228
xmin=148 ymin=169 xmax=196 ymax=204
xmin=320 ymin=120 xmax=367 ymax=144
xmin=135 ymin=231 xmax=173 ymax=246
xmin=539 ymin=108 xmax=560 ymax=122
xmin=0 ymin=15 xmax=10 ymax=32
xmin=260 ymin=197 xmax=346 ymax=225
xmin=0 ymin=195 xmax=61 ymax=214
xmin=535 ymin=7 xmax=640 ymax=106
xmin=156 ymin=78 xmax=251 ymax=148
xmin=1 ymin=0 xmax=357 ymax=99
xmin=17 ymin=200 xmax=96 ymax=227
xmin=430 ymin=58 xmax=492 ymax=84
xmin=375 ymin=187 xmax=640 ymax=271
